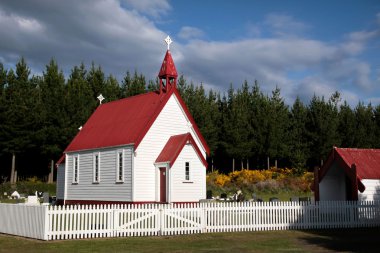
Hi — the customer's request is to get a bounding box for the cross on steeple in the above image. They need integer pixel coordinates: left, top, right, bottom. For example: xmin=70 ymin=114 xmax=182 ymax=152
xmin=165 ymin=35 xmax=172 ymax=50
xmin=159 ymin=36 xmax=177 ymax=93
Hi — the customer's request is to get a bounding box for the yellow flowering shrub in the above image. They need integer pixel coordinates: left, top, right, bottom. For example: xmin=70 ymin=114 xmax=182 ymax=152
xmin=214 ymin=174 xmax=231 ymax=187
xmin=230 ymin=169 xmax=265 ymax=184
xmin=206 ymin=168 xmax=314 ymax=196
xmin=207 ymin=170 xmax=231 ymax=187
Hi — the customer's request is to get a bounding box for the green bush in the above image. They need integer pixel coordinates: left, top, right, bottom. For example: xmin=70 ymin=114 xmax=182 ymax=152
xmin=0 ymin=180 xmax=56 ymax=199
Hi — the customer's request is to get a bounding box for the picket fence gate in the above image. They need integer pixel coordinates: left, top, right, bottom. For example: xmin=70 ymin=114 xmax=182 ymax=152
xmin=1 ymin=201 xmax=379 ymax=241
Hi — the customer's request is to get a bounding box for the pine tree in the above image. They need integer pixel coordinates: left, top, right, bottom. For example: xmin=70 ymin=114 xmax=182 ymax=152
xmin=65 ymin=63 xmax=95 ymax=140
xmin=306 ymin=94 xmax=340 ymax=166
xmin=338 ymin=101 xmax=356 ymax=147
xmin=249 ymin=81 xmax=267 ymax=167
xmin=373 ymin=104 xmax=380 ymax=148
xmin=122 ymin=71 xmax=146 ymax=97
xmin=87 ymin=62 xmax=106 ymax=99
xmin=354 ymin=102 xmax=375 ymax=148
xmin=223 ymin=82 xmax=253 ymax=170
xmin=147 ymin=78 xmax=159 ymax=92
xmin=38 ymin=59 xmax=67 ymax=166
xmin=1 ymin=58 xmax=37 ymax=178
xmin=104 ymin=74 xmax=121 ymax=101
xmin=265 ymin=87 xmax=289 ymax=168
xmin=289 ymin=97 xmax=308 ymax=173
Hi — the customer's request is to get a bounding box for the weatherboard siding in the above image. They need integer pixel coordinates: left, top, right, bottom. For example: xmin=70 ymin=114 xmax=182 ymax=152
xmin=56 ymin=164 xmax=65 ymax=200
xmin=134 ymin=94 xmax=206 ymax=201
xmin=170 ymin=145 xmax=206 ymax=202
xmin=65 ymin=147 xmax=133 ymax=202
xmin=359 ymin=179 xmax=380 ymax=201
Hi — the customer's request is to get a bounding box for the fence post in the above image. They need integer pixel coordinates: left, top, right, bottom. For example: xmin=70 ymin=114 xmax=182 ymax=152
xmin=43 ymin=205 xmax=50 ymax=240
xmin=159 ymin=205 xmax=164 ymax=236
xmin=113 ymin=204 xmax=119 ymax=237
xmin=200 ymin=203 xmax=206 ymax=233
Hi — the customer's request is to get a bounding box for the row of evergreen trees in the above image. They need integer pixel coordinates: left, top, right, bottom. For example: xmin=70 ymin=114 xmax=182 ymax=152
xmin=1 ymin=58 xmax=379 ymax=178
xmin=180 ymin=79 xmax=380 ymax=174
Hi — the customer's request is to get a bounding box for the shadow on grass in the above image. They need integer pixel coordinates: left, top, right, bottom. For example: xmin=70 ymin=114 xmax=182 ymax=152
xmin=299 ymin=228 xmax=380 ymax=253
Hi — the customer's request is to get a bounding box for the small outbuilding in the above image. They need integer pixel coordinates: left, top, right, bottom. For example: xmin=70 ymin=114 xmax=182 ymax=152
xmin=314 ymin=147 xmax=380 ymax=201
xmin=56 ymin=37 xmax=209 ymax=205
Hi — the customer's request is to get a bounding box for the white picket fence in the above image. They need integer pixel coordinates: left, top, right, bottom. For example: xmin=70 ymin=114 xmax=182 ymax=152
xmin=1 ymin=201 xmax=380 ymax=240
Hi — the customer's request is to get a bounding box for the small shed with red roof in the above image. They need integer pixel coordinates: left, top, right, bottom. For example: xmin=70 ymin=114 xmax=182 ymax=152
xmin=314 ymin=147 xmax=380 ymax=201
xmin=56 ymin=37 xmax=209 ymax=205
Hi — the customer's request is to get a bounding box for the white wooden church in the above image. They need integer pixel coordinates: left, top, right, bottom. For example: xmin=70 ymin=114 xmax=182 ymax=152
xmin=56 ymin=37 xmax=209 ymax=205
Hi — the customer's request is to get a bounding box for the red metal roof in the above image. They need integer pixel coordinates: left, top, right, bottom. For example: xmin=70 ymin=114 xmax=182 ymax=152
xmin=158 ymin=50 xmax=177 ymax=78
xmin=155 ymin=133 xmax=208 ymax=167
xmin=335 ymin=148 xmax=380 ymax=179
xmin=65 ymin=91 xmax=166 ymax=152
xmin=64 ymin=88 xmax=210 ymax=155
xmin=63 ymin=47 xmax=209 ymax=157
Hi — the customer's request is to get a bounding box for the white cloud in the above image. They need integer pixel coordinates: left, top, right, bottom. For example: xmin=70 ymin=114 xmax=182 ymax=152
xmin=342 ymin=30 xmax=380 ymax=55
xmin=348 ymin=30 xmax=378 ymax=42
xmin=0 ymin=0 xmax=167 ymax=80
xmin=0 ymin=1 xmax=379 ymax=107
xmin=177 ymin=31 xmax=380 ymax=106
xmin=178 ymin=26 xmax=204 ymax=40
xmin=120 ymin=0 xmax=171 ymax=18
xmin=264 ymin=13 xmax=310 ymax=37
xmin=15 ymin=16 xmax=43 ymax=33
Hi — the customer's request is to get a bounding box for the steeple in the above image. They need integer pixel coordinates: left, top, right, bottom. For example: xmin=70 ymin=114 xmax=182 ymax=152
xmin=159 ymin=36 xmax=178 ymax=93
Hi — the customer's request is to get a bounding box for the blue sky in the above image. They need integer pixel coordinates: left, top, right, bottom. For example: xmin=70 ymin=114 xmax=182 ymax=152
xmin=0 ymin=0 xmax=379 ymax=106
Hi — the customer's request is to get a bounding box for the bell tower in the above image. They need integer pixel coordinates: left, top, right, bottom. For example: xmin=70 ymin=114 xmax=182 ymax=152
xmin=158 ymin=36 xmax=178 ymax=93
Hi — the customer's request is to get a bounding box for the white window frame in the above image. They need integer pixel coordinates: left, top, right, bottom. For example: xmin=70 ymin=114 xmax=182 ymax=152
xmin=73 ymin=155 xmax=79 ymax=184
xmin=185 ymin=162 xmax=190 ymax=181
xmin=116 ymin=150 xmax=124 ymax=183
xmin=93 ymin=152 xmax=100 ymax=183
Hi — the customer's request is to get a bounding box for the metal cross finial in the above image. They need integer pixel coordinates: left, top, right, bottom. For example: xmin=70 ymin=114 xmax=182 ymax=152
xmin=165 ymin=35 xmax=172 ymax=50
xmin=97 ymin=94 xmax=105 ymax=104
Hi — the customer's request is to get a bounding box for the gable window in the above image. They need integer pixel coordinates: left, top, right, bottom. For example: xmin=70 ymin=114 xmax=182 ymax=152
xmin=185 ymin=162 xmax=190 ymax=181
xmin=116 ymin=151 xmax=124 ymax=182
xmin=73 ymin=155 xmax=79 ymax=183
xmin=93 ymin=153 xmax=100 ymax=183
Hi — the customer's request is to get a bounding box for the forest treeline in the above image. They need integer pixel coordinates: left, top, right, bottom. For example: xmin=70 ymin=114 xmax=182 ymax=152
xmin=1 ymin=58 xmax=380 ymax=178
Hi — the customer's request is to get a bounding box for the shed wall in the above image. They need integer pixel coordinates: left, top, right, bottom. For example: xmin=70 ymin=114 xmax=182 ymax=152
xmin=319 ymin=162 xmax=347 ymax=201
xmin=359 ymin=179 xmax=380 ymax=201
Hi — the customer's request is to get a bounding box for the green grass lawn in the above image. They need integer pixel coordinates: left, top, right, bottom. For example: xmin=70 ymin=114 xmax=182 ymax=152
xmin=1 ymin=228 xmax=379 ymax=253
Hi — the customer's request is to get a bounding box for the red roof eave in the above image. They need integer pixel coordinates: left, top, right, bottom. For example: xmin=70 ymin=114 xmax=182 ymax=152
xmin=156 ymin=133 xmax=208 ymax=168
xmin=56 ymin=154 xmax=65 ymax=167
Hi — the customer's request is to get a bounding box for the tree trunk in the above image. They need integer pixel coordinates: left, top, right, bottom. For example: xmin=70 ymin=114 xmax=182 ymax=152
xmin=48 ymin=160 xmax=54 ymax=183
xmin=232 ymin=158 xmax=235 ymax=172
xmin=267 ymin=156 xmax=270 ymax=170
xmin=241 ymin=160 xmax=244 ymax=170
xmin=10 ymin=153 xmax=16 ymax=184
xmin=275 ymin=159 xmax=278 ymax=169
xmin=246 ymin=159 xmax=249 ymax=170
xmin=211 ymin=158 xmax=214 ymax=172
